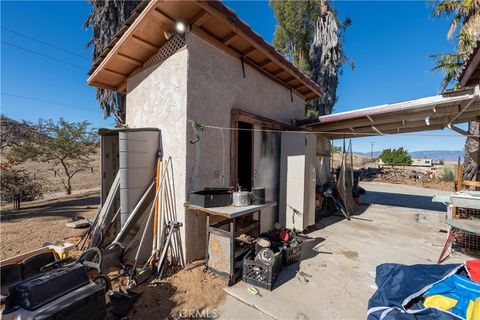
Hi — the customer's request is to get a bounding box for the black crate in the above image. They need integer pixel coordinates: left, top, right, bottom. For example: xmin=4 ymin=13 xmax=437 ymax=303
xmin=282 ymin=242 xmax=303 ymax=266
xmin=242 ymin=250 xmax=282 ymax=291
xmin=189 ymin=188 xmax=232 ymax=208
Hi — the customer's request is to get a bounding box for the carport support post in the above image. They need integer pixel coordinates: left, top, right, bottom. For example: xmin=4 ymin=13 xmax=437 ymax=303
xmin=477 ymin=116 xmax=480 ymax=182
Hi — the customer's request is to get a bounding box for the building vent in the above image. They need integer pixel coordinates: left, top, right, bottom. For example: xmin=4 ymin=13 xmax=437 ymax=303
xmin=134 ymin=35 xmax=186 ymax=75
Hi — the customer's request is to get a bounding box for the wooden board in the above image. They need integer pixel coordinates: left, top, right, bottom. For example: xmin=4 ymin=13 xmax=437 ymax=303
xmin=186 ymin=201 xmax=276 ymax=219
xmin=445 ymin=218 xmax=480 ymax=234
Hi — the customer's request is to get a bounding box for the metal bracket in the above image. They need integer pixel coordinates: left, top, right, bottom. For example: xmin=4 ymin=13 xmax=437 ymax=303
xmin=240 ymin=57 xmax=246 ymax=78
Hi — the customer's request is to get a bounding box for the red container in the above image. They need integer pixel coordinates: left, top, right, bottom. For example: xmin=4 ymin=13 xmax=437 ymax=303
xmin=466 ymin=260 xmax=480 ymax=283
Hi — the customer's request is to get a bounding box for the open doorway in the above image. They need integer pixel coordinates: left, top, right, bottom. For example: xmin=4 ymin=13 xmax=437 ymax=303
xmin=237 ymin=121 xmax=253 ymax=191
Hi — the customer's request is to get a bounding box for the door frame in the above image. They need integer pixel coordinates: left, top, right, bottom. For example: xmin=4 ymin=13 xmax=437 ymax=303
xmin=229 ymin=108 xmax=293 ymax=186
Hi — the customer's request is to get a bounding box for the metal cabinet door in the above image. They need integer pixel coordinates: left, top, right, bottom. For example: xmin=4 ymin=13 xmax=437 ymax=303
xmin=279 ymin=133 xmax=316 ymax=231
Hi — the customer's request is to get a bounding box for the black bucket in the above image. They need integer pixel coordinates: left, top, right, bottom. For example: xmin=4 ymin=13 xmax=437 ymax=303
xmin=252 ymin=187 xmax=265 ymax=205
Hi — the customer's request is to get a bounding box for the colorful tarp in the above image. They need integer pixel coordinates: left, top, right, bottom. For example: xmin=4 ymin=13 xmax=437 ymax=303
xmin=368 ymin=263 xmax=465 ymax=320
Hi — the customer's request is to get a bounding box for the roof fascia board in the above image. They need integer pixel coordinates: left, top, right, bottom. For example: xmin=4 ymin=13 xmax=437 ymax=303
xmin=87 ymin=0 xmax=162 ymax=87
xmin=310 ymin=90 xmax=479 ymax=126
xmin=460 ymin=45 xmax=480 ymax=87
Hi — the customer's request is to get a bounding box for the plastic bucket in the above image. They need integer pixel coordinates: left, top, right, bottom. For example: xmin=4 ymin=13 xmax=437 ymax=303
xmin=466 ymin=260 xmax=480 ymax=283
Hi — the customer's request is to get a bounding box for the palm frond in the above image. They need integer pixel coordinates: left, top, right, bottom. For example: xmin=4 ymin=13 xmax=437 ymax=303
xmin=430 ymin=53 xmax=464 ymax=90
xmin=447 ymin=14 xmax=462 ymax=38
xmin=431 ymin=0 xmax=462 ymax=17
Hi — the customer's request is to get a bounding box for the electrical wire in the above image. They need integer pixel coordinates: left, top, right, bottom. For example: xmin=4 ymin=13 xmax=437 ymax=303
xmin=219 ymin=127 xmax=225 ymax=186
xmin=1 ymin=26 xmax=90 ymax=60
xmin=1 ymin=40 xmax=88 ymax=70
xmin=2 ymin=92 xmax=99 ymax=113
xmin=187 ymin=120 xmax=477 ymax=138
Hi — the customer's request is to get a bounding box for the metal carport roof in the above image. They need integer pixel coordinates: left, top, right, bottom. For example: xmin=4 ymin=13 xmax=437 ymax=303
xmin=298 ymin=85 xmax=480 ymax=139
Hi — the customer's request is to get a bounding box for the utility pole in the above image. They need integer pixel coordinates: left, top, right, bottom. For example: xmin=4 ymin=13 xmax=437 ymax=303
xmin=370 ymin=141 xmax=375 ymax=160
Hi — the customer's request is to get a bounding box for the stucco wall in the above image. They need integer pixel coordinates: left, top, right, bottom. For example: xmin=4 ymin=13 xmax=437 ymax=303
xmin=126 ymin=48 xmax=188 ymax=259
xmin=124 ymin=31 xmax=318 ymax=263
xmin=185 ymin=32 xmax=305 ymax=190
xmin=184 ymin=32 xmax=306 ymax=260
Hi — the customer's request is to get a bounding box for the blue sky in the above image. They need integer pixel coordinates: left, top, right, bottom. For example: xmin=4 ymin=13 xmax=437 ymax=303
xmin=1 ymin=1 xmax=467 ymax=152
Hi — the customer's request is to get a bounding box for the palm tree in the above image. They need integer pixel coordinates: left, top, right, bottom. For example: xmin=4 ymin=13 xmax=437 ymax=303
xmin=431 ymin=0 xmax=480 ymax=182
xmin=309 ymin=1 xmax=349 ymax=116
xmin=84 ymin=0 xmax=141 ymax=126
xmin=430 ymin=53 xmax=464 ymax=90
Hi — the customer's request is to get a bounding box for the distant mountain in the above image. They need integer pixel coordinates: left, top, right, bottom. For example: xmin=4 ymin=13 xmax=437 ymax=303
xmin=408 ymin=150 xmax=463 ymax=161
xmin=354 ymin=150 xmax=464 ymax=161
xmin=354 ymin=151 xmax=382 ymax=158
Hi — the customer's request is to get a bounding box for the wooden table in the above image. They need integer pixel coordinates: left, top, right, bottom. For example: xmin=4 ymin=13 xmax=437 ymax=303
xmin=186 ymin=201 xmax=276 ymax=284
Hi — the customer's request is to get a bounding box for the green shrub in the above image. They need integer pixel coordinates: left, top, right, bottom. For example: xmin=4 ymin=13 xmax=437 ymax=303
xmin=438 ymin=168 xmax=454 ymax=182
xmin=0 ymin=166 xmax=44 ymax=202
xmin=379 ymin=148 xmax=412 ymax=166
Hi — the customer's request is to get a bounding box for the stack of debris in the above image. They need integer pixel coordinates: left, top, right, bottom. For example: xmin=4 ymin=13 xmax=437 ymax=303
xmin=242 ymin=226 xmax=304 ymax=291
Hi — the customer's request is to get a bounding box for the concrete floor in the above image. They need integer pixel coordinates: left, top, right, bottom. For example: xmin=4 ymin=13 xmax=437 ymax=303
xmin=217 ymin=182 xmax=469 ymax=320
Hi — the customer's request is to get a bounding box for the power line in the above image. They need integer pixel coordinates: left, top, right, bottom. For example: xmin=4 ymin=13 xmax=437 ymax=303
xmin=2 ymin=92 xmax=99 ymax=113
xmin=1 ymin=26 xmax=90 ymax=60
xmin=1 ymin=40 xmax=88 ymax=71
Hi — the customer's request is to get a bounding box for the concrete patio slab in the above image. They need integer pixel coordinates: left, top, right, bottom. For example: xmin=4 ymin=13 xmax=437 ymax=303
xmin=217 ymin=296 xmax=275 ymax=320
xmin=221 ymin=182 xmax=470 ymax=320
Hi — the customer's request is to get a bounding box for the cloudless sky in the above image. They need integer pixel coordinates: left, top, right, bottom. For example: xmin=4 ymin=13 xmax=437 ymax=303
xmin=1 ymin=1 xmax=468 ymax=152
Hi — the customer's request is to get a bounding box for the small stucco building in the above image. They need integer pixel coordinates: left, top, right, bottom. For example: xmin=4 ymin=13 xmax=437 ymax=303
xmin=88 ymin=1 xmax=328 ymax=262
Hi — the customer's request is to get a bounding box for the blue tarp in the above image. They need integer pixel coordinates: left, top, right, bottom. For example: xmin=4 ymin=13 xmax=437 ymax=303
xmin=367 ymin=263 xmax=464 ymax=320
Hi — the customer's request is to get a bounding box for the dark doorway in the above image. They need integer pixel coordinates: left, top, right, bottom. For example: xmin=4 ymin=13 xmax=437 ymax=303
xmin=237 ymin=121 xmax=253 ymax=191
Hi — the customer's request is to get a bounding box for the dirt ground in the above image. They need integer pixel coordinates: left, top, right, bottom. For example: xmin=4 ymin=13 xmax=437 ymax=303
xmin=368 ymin=171 xmax=454 ymax=191
xmin=332 ymin=152 xmax=456 ymax=191
xmin=0 ymin=191 xmax=227 ymax=319
xmin=128 ymin=266 xmax=227 ymax=319
xmin=19 ymin=155 xmax=101 ymax=194
xmin=0 ymin=191 xmax=98 ymax=260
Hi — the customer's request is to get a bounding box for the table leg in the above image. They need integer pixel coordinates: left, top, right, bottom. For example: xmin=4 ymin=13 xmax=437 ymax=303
xmin=437 ymin=229 xmax=457 ymax=264
xmin=230 ymin=219 xmax=235 ymax=284
xmin=205 ymin=214 xmax=210 ymax=268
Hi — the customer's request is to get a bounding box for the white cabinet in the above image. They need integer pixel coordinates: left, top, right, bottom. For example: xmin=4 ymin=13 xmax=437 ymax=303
xmin=279 ymin=133 xmax=316 ymax=231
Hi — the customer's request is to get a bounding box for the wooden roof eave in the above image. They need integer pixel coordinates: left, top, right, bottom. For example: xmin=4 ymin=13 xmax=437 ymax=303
xmin=87 ymin=1 xmax=168 ymax=91
xmin=87 ymin=1 xmax=322 ymax=101
xmin=195 ymin=1 xmax=322 ymax=99
xmin=460 ymin=46 xmax=480 ymax=87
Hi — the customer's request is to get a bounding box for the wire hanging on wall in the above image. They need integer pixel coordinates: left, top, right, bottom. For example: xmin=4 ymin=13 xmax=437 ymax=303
xmin=189 ymin=121 xmax=205 ymax=144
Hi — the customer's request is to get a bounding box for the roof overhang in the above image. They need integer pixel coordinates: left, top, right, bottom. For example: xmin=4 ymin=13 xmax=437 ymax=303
xmin=87 ymin=0 xmax=322 ymax=101
xmin=299 ymin=86 xmax=480 ymax=139
xmin=460 ymin=42 xmax=480 ymax=87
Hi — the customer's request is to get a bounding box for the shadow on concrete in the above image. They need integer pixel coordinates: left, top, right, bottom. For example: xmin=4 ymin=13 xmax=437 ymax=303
xmin=1 ymin=195 xmax=100 ymax=222
xmin=275 ymin=263 xmax=299 ymax=289
xmin=274 ymin=236 xmax=326 ymax=290
xmin=361 ymin=191 xmax=446 ymax=212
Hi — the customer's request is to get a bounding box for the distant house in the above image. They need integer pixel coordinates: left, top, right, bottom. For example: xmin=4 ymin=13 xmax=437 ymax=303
xmin=411 ymin=158 xmax=433 ymax=167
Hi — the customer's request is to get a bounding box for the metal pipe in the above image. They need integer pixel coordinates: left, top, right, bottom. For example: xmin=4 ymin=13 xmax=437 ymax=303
xmin=152 ymin=158 xmax=162 ymax=257
xmin=133 ymin=201 xmax=155 ymax=268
